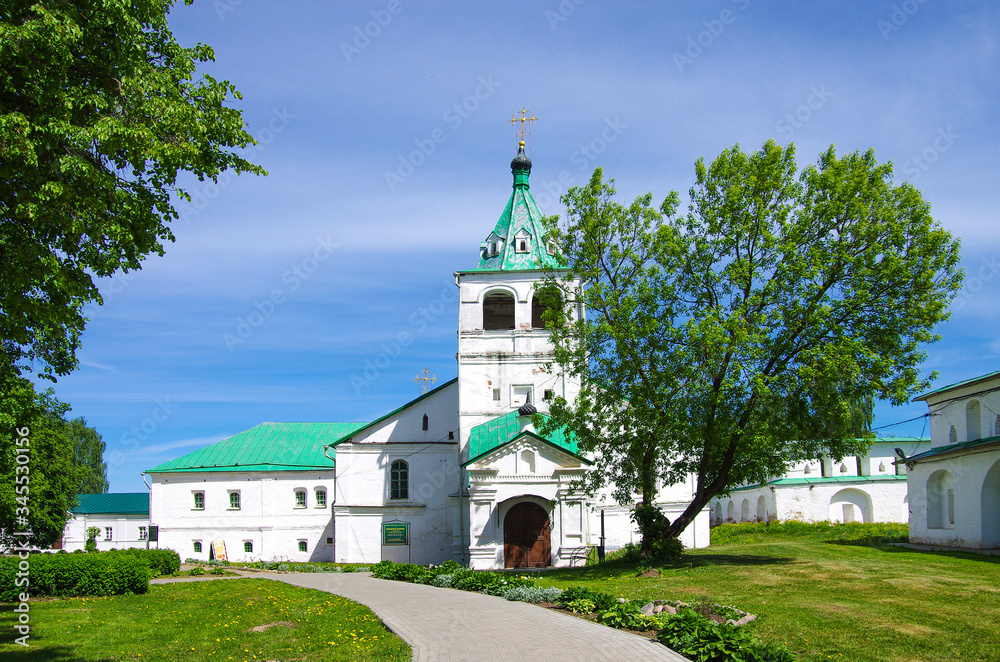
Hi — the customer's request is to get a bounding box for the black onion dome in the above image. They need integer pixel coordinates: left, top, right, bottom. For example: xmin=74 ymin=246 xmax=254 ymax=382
xmin=510 ymin=142 xmax=532 ymax=172
xmin=517 ymin=402 xmax=537 ymax=417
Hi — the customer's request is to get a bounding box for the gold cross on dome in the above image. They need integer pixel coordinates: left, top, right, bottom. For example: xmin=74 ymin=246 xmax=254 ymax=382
xmin=509 ymin=107 xmax=538 ymax=144
xmin=413 ymin=365 xmax=436 ymax=394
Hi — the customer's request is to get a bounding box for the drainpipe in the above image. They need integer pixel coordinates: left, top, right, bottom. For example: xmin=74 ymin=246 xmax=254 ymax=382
xmin=141 ymin=472 xmax=152 ymax=550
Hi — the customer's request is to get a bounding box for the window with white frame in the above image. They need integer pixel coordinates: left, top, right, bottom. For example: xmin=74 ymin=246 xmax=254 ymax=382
xmin=229 ymin=491 xmax=241 ymax=510
xmin=315 ymin=489 xmax=327 ymax=508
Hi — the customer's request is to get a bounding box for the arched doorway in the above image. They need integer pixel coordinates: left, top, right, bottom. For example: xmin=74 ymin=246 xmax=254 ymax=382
xmin=830 ymin=488 xmax=873 ymax=523
xmin=503 ymin=502 xmax=551 ymax=568
xmin=982 ymin=459 xmax=1000 ymax=548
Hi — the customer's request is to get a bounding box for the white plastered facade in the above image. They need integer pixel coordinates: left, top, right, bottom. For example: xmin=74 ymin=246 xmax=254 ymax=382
xmin=905 ymin=372 xmax=1000 ymax=550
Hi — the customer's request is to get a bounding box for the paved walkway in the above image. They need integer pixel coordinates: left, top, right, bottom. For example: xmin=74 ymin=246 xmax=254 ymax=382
xmin=245 ymin=571 xmax=688 ymax=662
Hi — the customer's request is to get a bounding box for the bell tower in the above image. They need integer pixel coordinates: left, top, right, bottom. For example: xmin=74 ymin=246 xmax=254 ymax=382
xmin=453 ymin=112 xmax=582 ymax=464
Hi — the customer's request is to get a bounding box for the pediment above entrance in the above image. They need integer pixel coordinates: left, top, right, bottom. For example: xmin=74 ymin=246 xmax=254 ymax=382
xmin=464 ymin=431 xmax=590 ymax=481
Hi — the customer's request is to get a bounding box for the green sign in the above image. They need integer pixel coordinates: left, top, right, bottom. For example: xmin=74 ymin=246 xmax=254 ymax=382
xmin=382 ymin=522 xmax=409 ymax=546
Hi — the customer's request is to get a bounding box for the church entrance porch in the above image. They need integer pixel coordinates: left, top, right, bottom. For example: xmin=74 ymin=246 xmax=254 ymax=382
xmin=503 ymin=502 xmax=551 ymax=568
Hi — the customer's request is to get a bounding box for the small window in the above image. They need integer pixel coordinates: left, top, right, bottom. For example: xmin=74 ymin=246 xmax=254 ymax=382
xmin=229 ymin=491 xmax=241 ymax=510
xmin=543 ymin=389 xmax=554 ymax=401
xmin=492 ymin=388 xmax=501 ymax=401
xmin=326 ymin=537 xmax=333 ymax=544
xmin=390 ymin=460 xmax=409 ymax=500
xmin=448 ymin=430 xmax=455 ymax=440
xmin=193 ymin=541 xmax=202 ymax=553
xmin=244 ymin=541 xmax=253 ymax=553
xmin=295 ymin=490 xmax=306 ymax=508
xmin=298 ymin=540 xmax=308 ymax=553
xmin=803 ymin=464 xmax=812 ymax=475
xmin=193 ymin=492 xmax=204 ymax=509
xmin=512 ymin=385 xmax=533 ymax=408
xmin=546 ymin=239 xmax=559 ymax=256
xmin=839 ymin=463 xmax=848 ymax=473
xmin=315 ymin=489 xmax=327 ymax=508
xmin=878 ymin=461 xmax=886 ymax=473
xmin=105 ymin=527 xmax=113 ymax=540
xmin=422 ymin=414 xmax=428 ymax=431
xmin=139 ymin=527 xmax=147 ymax=541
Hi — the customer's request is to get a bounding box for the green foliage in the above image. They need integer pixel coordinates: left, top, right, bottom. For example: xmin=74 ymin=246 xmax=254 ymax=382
xmin=85 ymin=526 xmax=100 ymax=553
xmin=564 ymin=598 xmax=596 ymax=614
xmin=633 ymin=504 xmax=685 ymax=560
xmin=65 ymin=417 xmax=108 ymax=493
xmin=210 ymin=565 xmax=225 ymax=575
xmin=656 ymin=609 xmax=797 ymax=662
xmin=501 ymin=585 xmax=563 ymax=603
xmin=555 ymin=585 xmax=618 ymax=611
xmin=540 ymin=142 xmax=962 ymax=540
xmin=188 ymin=565 xmax=204 ymax=576
xmin=0 ymin=375 xmax=83 ymax=547
xmin=596 ymin=601 xmax=654 ymax=629
xmin=0 ymin=552 xmax=149 ymax=601
xmin=115 ymin=547 xmax=180 ymax=575
xmin=0 ymin=0 xmax=265 ymax=380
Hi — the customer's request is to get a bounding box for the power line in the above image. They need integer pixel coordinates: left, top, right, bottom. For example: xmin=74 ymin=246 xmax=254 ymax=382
xmin=872 ymin=413 xmax=929 ymax=432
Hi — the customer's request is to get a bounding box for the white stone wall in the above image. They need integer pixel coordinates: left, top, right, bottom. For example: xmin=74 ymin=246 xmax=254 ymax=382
xmin=714 ymin=479 xmax=911 ymax=525
xmin=922 ymin=377 xmax=1000 ymax=449
xmin=61 ymin=513 xmax=150 ymax=551
xmin=149 ymin=471 xmax=336 ymax=562
xmin=333 ymin=442 xmax=458 ymax=565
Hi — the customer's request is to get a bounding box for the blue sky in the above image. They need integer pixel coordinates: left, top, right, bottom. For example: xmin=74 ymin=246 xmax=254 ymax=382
xmin=43 ymin=1 xmax=1000 ymax=492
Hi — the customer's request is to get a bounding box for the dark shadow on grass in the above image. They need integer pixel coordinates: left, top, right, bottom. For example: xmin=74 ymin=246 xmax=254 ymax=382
xmin=0 ymin=644 xmax=116 ymax=661
xmin=539 ymin=554 xmax=796 ymax=580
xmin=827 ymin=541 xmax=1000 ymax=563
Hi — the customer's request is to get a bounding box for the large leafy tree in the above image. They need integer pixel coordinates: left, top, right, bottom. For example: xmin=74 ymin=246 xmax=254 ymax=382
xmin=0 ymin=372 xmax=83 ymax=548
xmin=0 ymin=0 xmax=264 ymax=379
xmin=66 ymin=416 xmax=107 ymax=493
xmin=540 ymin=140 xmax=963 ymax=542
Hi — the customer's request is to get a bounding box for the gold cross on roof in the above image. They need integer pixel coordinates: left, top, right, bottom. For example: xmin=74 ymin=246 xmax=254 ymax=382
xmin=413 ymin=365 xmax=436 ymax=394
xmin=509 ymin=107 xmax=538 ymax=144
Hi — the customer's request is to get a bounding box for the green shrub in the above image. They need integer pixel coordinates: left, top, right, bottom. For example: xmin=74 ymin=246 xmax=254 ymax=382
xmin=210 ymin=566 xmax=226 ymax=575
xmin=0 ymin=553 xmax=150 ymax=601
xmin=501 ymin=585 xmax=563 ymax=603
xmin=116 ymin=548 xmax=181 ymax=575
xmin=84 ymin=527 xmax=100 ymax=553
xmin=656 ymin=608 xmax=798 ymax=662
xmin=554 ymin=586 xmax=618 ymax=611
xmin=188 ymin=566 xmax=204 ymax=576
xmin=597 ymin=602 xmax=654 ymax=630
xmin=565 ymin=598 xmax=595 ymax=614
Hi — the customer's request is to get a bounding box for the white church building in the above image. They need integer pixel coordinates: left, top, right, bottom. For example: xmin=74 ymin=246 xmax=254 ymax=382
xmin=901 ymin=370 xmax=1000 ymax=550
xmin=145 ymin=142 xmax=710 ymax=568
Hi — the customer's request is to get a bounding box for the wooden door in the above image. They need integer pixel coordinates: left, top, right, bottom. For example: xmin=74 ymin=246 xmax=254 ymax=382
xmin=503 ymin=502 xmax=551 ymax=568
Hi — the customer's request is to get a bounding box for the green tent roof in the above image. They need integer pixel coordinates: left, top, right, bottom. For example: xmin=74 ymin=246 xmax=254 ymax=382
xmin=145 ymin=422 xmax=367 ymax=473
xmin=463 ymin=411 xmax=589 ymax=466
xmin=460 ymin=144 xmax=563 ymax=273
xmin=73 ymin=493 xmax=149 ymax=515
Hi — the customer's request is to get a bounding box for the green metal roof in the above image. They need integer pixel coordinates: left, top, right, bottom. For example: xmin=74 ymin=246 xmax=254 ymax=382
xmin=145 ymin=422 xmax=367 ymax=473
xmin=73 ymin=493 xmax=149 ymax=515
xmin=328 ymin=378 xmax=458 ymax=447
xmin=460 ymin=145 xmax=563 ymax=273
xmin=913 ymin=370 xmax=1000 ymax=401
xmin=462 ymin=411 xmax=590 ymax=466
xmin=901 ymin=435 xmax=1000 ymax=464
xmin=731 ymin=475 xmax=908 ymax=492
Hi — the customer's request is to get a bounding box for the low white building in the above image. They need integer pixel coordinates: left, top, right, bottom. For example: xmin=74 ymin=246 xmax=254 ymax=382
xmin=903 ymin=370 xmax=1000 ymax=550
xmin=61 ymin=493 xmax=150 ymax=551
xmin=144 ymin=141 xmax=710 ymax=567
xmin=710 ymin=438 xmax=931 ymax=525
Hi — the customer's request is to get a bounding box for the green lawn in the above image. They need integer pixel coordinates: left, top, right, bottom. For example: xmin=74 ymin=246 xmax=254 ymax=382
xmin=537 ymin=524 xmax=1000 ymax=662
xmin=0 ymin=578 xmax=410 ymax=661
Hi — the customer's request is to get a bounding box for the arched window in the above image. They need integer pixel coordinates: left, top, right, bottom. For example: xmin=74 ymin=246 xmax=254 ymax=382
xmin=967 ymin=400 xmax=982 ymax=441
xmin=927 ymin=470 xmax=955 ymax=529
xmin=390 ymin=460 xmax=409 ymax=500
xmin=422 ymin=414 xmax=428 ymax=431
xmin=531 ymin=287 xmax=562 ymax=330
xmin=483 ymin=292 xmax=515 ymax=330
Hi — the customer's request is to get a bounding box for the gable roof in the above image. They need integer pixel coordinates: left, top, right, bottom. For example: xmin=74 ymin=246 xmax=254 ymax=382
xmin=914 ymin=370 xmax=1000 ymax=401
xmin=73 ymin=493 xmax=149 ymax=515
xmin=460 ymin=144 xmax=564 ymax=274
xmin=462 ymin=411 xmax=589 ymax=466
xmin=328 ymin=377 xmax=458 ymax=447
xmin=145 ymin=422 xmax=367 ymax=473
xmin=899 ymin=434 xmax=1000 ymax=464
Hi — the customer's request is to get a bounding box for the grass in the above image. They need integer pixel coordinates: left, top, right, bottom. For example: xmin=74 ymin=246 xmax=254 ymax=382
xmin=0 ymin=577 xmax=410 ymax=661
xmin=537 ymin=522 xmax=1000 ymax=662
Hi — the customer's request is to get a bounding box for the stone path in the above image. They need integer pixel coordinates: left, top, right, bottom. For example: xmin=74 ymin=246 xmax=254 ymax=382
xmin=250 ymin=570 xmax=689 ymax=662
